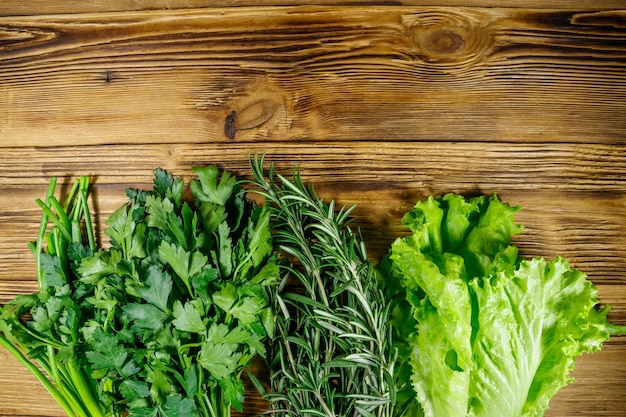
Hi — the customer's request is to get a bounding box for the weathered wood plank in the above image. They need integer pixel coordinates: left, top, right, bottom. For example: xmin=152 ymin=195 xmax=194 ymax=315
xmin=1 ymin=7 xmax=625 ymax=146
xmin=1 ymin=1 xmax=625 ymax=16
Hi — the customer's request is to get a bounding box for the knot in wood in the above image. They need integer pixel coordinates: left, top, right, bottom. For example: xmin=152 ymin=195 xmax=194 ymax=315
xmin=403 ymin=10 xmax=495 ymax=65
xmin=221 ymin=77 xmax=291 ymax=140
xmin=224 ymin=98 xmax=280 ymax=140
xmin=423 ymin=29 xmax=464 ymax=55
xmin=235 ymin=98 xmax=279 ymax=131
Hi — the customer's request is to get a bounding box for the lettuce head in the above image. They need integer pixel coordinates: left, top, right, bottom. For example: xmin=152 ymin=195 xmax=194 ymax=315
xmin=382 ymin=193 xmax=625 ymax=417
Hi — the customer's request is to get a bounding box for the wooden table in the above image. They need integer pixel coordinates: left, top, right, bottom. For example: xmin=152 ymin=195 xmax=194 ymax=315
xmin=1 ymin=1 xmax=625 ymax=416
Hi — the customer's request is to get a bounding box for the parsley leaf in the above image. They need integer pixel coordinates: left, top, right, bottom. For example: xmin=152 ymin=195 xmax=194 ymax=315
xmin=85 ymin=328 xmax=129 ymax=372
xmin=78 ymin=249 xmax=124 ymax=284
xmin=158 ymin=241 xmax=208 ymax=294
xmin=145 ymin=195 xmax=173 ymax=231
xmin=230 ymin=296 xmax=263 ymax=325
xmin=246 ymin=206 xmax=273 ymax=268
xmin=153 ymin=168 xmax=184 ymax=209
xmin=198 ymin=342 xmax=241 ymax=380
xmin=30 ymin=295 xmax=63 ymax=334
xmin=105 ymin=204 xmax=145 ymax=258
xmin=216 ymin=221 xmax=233 ymax=278
xmin=212 ymin=282 xmax=237 ymax=313
xmin=119 ymin=380 xmax=151 ymax=402
xmin=219 ymin=377 xmax=245 ymax=413
xmin=160 ymin=393 xmax=198 ymax=417
xmin=190 ymin=267 xmax=219 ymax=303
xmin=182 ymin=366 xmax=198 ymax=398
xmin=39 ymin=253 xmax=67 ymax=287
xmin=190 ymin=166 xmax=238 ymax=206
xmin=136 ymin=265 xmax=172 ymax=313
xmin=171 ymin=300 xmax=206 ymax=334
xmin=123 ymin=303 xmax=169 ymax=332
xmin=197 ymin=202 xmax=227 ymax=233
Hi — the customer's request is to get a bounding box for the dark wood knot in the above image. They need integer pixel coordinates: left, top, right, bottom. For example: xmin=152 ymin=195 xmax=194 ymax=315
xmin=224 ymin=110 xmax=237 ymax=140
xmin=423 ymin=29 xmax=464 ymax=55
xmin=224 ymin=98 xmax=279 ymax=140
xmin=404 ymin=11 xmax=496 ymax=65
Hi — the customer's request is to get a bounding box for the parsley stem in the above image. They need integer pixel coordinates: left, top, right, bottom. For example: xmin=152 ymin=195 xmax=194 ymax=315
xmin=196 ymin=363 xmax=210 ymax=417
xmin=64 ymin=178 xmax=81 ymax=214
xmin=221 ymin=399 xmax=231 ymax=417
xmin=70 ymin=221 xmax=80 ymax=246
xmin=37 ymin=348 xmax=104 ymax=417
xmin=46 ymin=345 xmax=61 ymax=391
xmin=180 ymin=341 xmax=204 ymax=350
xmin=53 ymin=228 xmax=63 ymax=260
xmin=45 ymin=352 xmax=91 ymax=417
xmin=0 ymin=333 xmax=77 ymax=417
xmin=206 ymin=388 xmax=218 ymax=417
xmin=56 ymin=378 xmax=90 ymax=417
xmin=5 ymin=317 xmax=65 ymax=349
xmin=36 ymin=178 xmax=58 ymax=288
xmin=78 ymin=176 xmax=96 ymax=251
xmin=67 ymin=360 xmax=106 ymax=417
xmin=204 ymin=389 xmax=216 ymax=416
xmin=49 ymin=196 xmax=72 ymax=238
xmin=51 ymin=361 xmax=96 ymax=417
xmin=36 ymin=199 xmax=72 ymax=243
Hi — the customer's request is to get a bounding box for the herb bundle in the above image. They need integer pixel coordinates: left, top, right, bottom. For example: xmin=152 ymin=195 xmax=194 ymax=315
xmin=248 ymin=155 xmax=411 ymax=416
xmin=0 ymin=166 xmax=278 ymax=417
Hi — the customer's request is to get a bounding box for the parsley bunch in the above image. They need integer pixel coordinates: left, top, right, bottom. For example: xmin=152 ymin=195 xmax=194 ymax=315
xmin=1 ymin=166 xmax=278 ymax=417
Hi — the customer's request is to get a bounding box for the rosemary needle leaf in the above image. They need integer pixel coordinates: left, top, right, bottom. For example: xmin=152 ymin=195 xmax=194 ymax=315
xmin=249 ymin=154 xmax=400 ymax=417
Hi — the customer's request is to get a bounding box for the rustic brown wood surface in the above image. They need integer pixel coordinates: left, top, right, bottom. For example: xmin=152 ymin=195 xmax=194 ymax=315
xmin=1 ymin=2 xmax=625 ymax=416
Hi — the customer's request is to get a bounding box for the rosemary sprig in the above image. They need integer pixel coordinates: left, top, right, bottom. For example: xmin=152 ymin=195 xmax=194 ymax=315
xmin=249 ymin=155 xmax=398 ymax=417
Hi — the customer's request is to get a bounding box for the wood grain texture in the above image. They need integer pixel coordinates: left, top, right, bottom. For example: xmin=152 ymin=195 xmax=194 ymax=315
xmin=1 ymin=3 xmax=625 ymax=417
xmin=1 ymin=7 xmax=625 ymax=146
xmin=2 ymin=1 xmax=626 ymax=16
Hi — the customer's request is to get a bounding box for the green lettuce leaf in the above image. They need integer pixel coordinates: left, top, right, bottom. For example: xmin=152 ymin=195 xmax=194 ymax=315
xmin=386 ymin=193 xmax=625 ymax=417
xmin=468 ymin=257 xmax=618 ymax=417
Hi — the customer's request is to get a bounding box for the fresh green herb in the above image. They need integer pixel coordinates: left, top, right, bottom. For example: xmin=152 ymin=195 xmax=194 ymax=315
xmin=248 ymin=155 xmax=411 ymax=417
xmin=380 ymin=193 xmax=626 ymax=417
xmin=0 ymin=176 xmax=105 ymax=417
xmin=1 ymin=166 xmax=279 ymax=417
